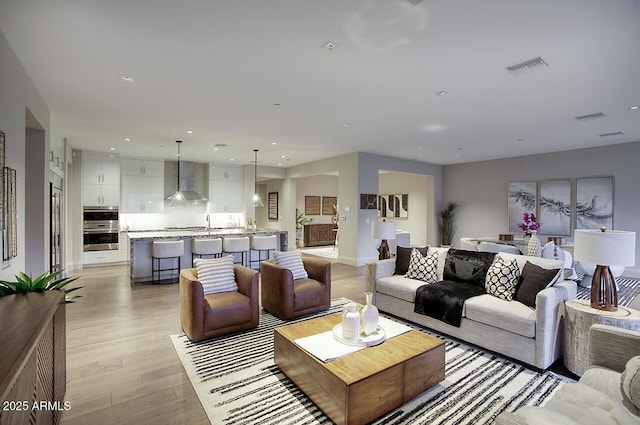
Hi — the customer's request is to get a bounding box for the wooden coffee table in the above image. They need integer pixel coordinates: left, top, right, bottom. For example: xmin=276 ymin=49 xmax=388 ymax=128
xmin=274 ymin=313 xmax=445 ymax=425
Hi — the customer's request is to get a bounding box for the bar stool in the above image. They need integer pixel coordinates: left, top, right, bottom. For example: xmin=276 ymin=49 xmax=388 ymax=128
xmin=191 ymin=238 xmax=222 ymax=266
xmin=250 ymin=235 xmax=277 ymax=270
xmin=152 ymin=240 xmax=184 ymax=284
xmin=222 ymin=236 xmax=250 ymax=267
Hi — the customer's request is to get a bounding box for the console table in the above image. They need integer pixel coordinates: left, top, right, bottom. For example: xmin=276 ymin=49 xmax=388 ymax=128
xmin=563 ymin=299 xmax=640 ymax=376
xmin=303 ymin=224 xmax=338 ymax=247
xmin=0 ymin=292 xmax=66 ymax=425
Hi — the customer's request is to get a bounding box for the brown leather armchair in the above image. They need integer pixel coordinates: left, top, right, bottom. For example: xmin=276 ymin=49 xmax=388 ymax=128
xmin=260 ymin=256 xmax=331 ymax=320
xmin=180 ymin=265 xmax=259 ymax=341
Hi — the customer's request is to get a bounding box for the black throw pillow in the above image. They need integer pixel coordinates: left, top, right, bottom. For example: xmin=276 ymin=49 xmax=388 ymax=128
xmin=395 ymin=246 xmax=428 ymax=275
xmin=443 ymin=248 xmax=496 ymax=288
xmin=514 ymin=261 xmax=561 ymax=308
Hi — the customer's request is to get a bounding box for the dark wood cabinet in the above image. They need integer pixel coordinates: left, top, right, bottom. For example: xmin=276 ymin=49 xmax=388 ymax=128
xmin=0 ymin=292 xmax=66 ymax=425
xmin=303 ymin=224 xmax=338 ymax=247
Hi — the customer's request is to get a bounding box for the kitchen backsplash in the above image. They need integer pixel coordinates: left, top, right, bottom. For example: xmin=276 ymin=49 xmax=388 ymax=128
xmin=121 ymin=212 xmax=245 ymax=230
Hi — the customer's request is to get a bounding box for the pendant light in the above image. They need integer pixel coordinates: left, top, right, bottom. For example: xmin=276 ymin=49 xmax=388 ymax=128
xmin=252 ymin=149 xmax=264 ymax=207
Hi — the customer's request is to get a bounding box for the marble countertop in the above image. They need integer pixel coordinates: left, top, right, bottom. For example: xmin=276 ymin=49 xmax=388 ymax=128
xmin=127 ymin=228 xmax=285 ymax=240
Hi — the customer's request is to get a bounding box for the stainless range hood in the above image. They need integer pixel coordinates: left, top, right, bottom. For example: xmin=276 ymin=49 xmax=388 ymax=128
xmin=165 ymin=141 xmax=208 ymax=206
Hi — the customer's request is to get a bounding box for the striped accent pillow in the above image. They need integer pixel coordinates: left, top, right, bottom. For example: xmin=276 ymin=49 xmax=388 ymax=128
xmin=194 ymin=255 xmax=238 ymax=295
xmin=273 ymin=251 xmax=308 ymax=280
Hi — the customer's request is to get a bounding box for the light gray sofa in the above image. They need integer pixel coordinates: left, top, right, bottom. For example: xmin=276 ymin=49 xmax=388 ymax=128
xmin=496 ymin=325 xmax=640 ymax=424
xmin=365 ymin=247 xmax=577 ymax=370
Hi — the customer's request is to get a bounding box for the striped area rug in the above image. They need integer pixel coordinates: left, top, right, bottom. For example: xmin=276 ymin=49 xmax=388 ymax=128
xmin=575 ymin=275 xmax=640 ymax=306
xmin=170 ymin=300 xmax=574 ymax=425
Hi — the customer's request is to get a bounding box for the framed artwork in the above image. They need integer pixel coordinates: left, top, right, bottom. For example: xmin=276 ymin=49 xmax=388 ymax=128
xmin=360 ymin=194 xmax=377 ymax=210
xmin=268 ymin=192 xmax=278 ymax=220
xmin=539 ymin=179 xmax=572 ymax=236
xmin=508 ymin=181 xmax=537 ymax=233
xmin=575 ymin=176 xmax=613 ymax=229
xmin=3 ymin=167 xmax=17 ymax=260
xmin=378 ymin=194 xmax=409 ymax=219
xmin=322 ymin=196 xmax=337 ymax=215
xmin=304 ymin=196 xmax=321 ymax=215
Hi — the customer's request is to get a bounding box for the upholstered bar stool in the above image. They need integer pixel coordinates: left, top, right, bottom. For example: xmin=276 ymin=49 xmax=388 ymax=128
xmin=222 ymin=236 xmax=250 ymax=267
xmin=249 ymin=235 xmax=277 ymax=270
xmin=191 ymin=238 xmax=222 ymax=266
xmin=152 ymin=240 xmax=184 ymax=284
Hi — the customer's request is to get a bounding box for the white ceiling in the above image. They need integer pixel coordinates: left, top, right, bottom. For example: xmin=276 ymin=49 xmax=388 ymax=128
xmin=1 ymin=0 xmax=639 ymax=167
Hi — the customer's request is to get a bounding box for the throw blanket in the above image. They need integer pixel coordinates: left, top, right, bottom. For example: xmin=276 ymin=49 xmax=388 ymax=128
xmin=414 ymin=280 xmax=486 ymax=327
xmin=414 ymin=249 xmax=495 ymax=327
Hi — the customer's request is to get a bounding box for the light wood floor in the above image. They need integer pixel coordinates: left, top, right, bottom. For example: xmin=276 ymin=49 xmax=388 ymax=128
xmin=60 ymin=255 xmax=365 ymax=425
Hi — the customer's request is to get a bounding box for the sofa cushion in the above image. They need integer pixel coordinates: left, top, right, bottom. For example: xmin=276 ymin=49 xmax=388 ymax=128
xmin=443 ymin=249 xmax=496 ymax=288
xmin=274 ymin=250 xmax=308 ymax=280
xmin=376 ymin=275 xmax=425 ymax=302
xmin=405 ymin=248 xmax=438 ymax=283
xmin=395 ymin=245 xmax=428 ymax=275
xmin=485 ymin=256 xmax=520 ymax=301
xmin=194 ymin=255 xmax=238 ymax=295
xmin=514 ymin=261 xmax=561 ymax=308
xmin=428 ymin=246 xmax=450 ymax=281
xmin=496 ymin=252 xmax=564 ymax=279
xmin=464 ymin=295 xmax=536 ymax=338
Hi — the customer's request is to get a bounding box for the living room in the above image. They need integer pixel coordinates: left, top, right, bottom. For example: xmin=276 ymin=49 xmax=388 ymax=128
xmin=2 ymin=1 xmax=640 ymax=424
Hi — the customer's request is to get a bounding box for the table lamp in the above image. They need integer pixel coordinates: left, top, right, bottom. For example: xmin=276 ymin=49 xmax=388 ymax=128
xmin=573 ymin=228 xmax=636 ymax=311
xmin=372 ymin=220 xmax=396 ymax=260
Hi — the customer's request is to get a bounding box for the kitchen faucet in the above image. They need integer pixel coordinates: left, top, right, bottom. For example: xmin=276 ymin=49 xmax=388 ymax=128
xmin=206 ymin=214 xmax=211 ymax=234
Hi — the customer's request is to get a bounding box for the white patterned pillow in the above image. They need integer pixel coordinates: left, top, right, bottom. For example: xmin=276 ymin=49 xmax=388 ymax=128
xmin=273 ymin=251 xmax=308 ymax=280
xmin=195 ymin=255 xmax=238 ymax=295
xmin=485 ymin=256 xmax=520 ymax=301
xmin=405 ymin=248 xmax=438 ymax=283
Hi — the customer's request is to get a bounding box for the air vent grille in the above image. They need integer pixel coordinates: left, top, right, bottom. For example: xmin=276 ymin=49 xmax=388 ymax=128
xmin=599 ymin=131 xmax=624 ymax=137
xmin=407 ymin=0 xmax=424 ymax=5
xmin=506 ymin=57 xmax=548 ymax=76
xmin=214 ymin=143 xmax=229 ymax=148
xmin=575 ymin=113 xmax=606 ymax=121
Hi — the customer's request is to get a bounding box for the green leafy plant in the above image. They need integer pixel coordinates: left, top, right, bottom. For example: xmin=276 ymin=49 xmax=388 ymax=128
xmin=295 ymin=208 xmax=313 ymax=230
xmin=439 ymin=201 xmax=458 ymax=246
xmin=0 ymin=270 xmax=82 ymax=303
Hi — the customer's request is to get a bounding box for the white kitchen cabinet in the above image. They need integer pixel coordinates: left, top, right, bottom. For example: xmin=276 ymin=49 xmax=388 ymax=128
xmin=83 ymin=250 xmax=120 ymax=265
xmin=121 ymin=158 xmax=164 ymax=177
xmin=208 ymin=164 xmax=243 ymax=213
xmin=120 ymin=158 xmax=165 ymax=213
xmin=83 ymin=153 xmax=120 ymax=206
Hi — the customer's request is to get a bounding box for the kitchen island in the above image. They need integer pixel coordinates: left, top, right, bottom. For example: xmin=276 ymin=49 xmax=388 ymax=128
xmin=128 ymin=228 xmax=287 ymax=283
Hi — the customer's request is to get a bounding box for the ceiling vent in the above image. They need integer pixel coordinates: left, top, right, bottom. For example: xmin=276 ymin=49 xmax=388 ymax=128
xmin=575 ymin=112 xmax=606 ymax=121
xmin=599 ymin=131 xmax=624 ymax=137
xmin=506 ymin=57 xmax=548 ymax=76
xmin=214 ymin=143 xmax=229 ymax=148
xmin=407 ymin=0 xmax=424 ymax=5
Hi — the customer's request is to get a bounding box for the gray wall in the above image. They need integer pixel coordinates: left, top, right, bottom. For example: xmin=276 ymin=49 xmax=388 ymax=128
xmin=0 ymin=30 xmax=51 ymax=278
xmin=443 ymin=141 xmax=640 ymax=276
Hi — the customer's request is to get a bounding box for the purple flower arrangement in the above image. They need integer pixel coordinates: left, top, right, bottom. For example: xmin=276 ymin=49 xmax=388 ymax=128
xmin=518 ymin=212 xmax=540 ymax=235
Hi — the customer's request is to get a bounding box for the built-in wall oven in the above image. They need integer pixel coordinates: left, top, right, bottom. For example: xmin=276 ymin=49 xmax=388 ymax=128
xmin=83 ymin=207 xmax=119 ymax=251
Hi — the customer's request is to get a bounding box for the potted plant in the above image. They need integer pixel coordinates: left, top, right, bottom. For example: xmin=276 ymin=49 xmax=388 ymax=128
xmin=0 ymin=270 xmax=82 ymax=303
xmin=439 ymin=201 xmax=458 ymax=247
xmin=295 ymin=208 xmax=313 ymax=248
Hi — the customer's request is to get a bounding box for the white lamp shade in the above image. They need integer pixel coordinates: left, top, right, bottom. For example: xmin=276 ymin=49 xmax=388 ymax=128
xmin=372 ymin=220 xmax=396 ymax=240
xmin=573 ymin=229 xmax=636 ymax=267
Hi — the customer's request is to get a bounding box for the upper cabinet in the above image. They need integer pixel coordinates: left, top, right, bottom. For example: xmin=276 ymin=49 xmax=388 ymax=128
xmin=120 ymin=158 xmax=165 ymax=213
xmin=208 ymin=164 xmax=243 ymax=213
xmin=82 ymin=153 xmax=120 ymax=206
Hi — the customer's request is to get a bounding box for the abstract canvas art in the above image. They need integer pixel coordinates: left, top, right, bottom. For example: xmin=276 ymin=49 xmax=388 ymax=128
xmin=378 ymin=194 xmax=408 ymax=219
xmin=508 ymin=181 xmax=537 ymax=233
xmin=539 ymin=179 xmax=572 ymax=236
xmin=575 ymin=177 xmax=613 ymax=229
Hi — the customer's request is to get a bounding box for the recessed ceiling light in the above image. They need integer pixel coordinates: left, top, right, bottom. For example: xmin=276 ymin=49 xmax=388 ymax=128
xmin=281 ymin=155 xmax=287 ymax=159
xmin=343 ymin=123 xmax=351 ymax=127
xmin=272 ymin=142 xmax=278 ymax=145
xmin=123 ymin=137 xmax=131 ymax=141
xmin=230 ymin=158 xmax=235 ymax=161
xmin=119 ymin=74 xmax=134 ymax=82
xmin=278 ymin=163 xmax=282 ymax=166
xmin=418 ymin=147 xmax=423 ymax=150
xmin=109 ymin=147 xmax=116 ymax=151
xmin=186 ymin=130 xmax=193 ymax=134
xmin=629 ymin=106 xmax=639 ymax=110
xmin=322 ymin=41 xmax=337 ymax=50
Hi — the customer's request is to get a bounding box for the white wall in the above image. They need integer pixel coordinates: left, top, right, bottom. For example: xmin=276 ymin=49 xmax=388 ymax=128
xmin=0 ymin=30 xmax=51 ymax=278
xmin=443 ymin=141 xmax=640 ymax=277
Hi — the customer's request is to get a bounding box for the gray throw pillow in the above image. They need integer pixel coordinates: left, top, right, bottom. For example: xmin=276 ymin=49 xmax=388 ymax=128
xmin=621 ymin=356 xmax=640 ymax=414
xmin=514 ymin=261 xmax=561 ymax=308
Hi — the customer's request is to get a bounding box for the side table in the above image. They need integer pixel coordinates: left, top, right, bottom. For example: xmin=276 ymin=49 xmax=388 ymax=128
xmin=563 ymin=299 xmax=640 ymax=376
